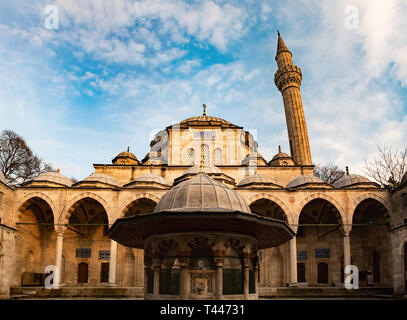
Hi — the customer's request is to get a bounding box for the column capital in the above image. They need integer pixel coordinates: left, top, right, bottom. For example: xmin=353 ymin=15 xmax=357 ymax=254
xmin=342 ymin=225 xmax=352 ymax=236
xmin=55 ymin=227 xmax=66 ymax=236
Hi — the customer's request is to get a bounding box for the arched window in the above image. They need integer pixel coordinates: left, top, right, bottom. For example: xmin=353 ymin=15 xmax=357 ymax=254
xmin=185 ymin=148 xmax=195 ymax=165
xmin=213 ymin=148 xmax=222 ymax=165
xmin=201 ymin=144 xmax=210 ymax=166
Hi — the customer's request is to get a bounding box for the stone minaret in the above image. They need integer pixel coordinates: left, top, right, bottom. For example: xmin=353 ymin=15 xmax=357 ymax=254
xmin=274 ymin=31 xmax=312 ymax=166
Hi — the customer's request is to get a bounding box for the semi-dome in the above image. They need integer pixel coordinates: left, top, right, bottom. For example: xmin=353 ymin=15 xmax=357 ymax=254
xmin=32 ymin=171 xmax=72 ymax=187
xmin=0 ymin=171 xmax=6 ymax=185
xmin=76 ymin=173 xmax=119 ymax=187
xmin=154 ymin=172 xmax=251 ymax=213
xmin=124 ymin=173 xmax=169 ymax=187
xmin=286 ymin=174 xmax=330 ymax=189
xmin=333 ymin=174 xmax=377 ymax=189
xmin=237 ymin=174 xmax=281 ymax=188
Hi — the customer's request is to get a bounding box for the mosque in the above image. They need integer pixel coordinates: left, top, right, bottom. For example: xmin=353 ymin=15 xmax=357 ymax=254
xmin=0 ymin=33 xmax=406 ymax=299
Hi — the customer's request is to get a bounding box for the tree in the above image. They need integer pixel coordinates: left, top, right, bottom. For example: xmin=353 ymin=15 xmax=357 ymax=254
xmin=314 ymin=163 xmax=345 ymax=185
xmin=0 ymin=130 xmax=54 ymax=185
xmin=363 ymin=145 xmax=407 ymax=188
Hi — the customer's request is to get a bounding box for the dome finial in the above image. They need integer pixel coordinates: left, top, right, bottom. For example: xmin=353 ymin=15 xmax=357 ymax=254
xmin=127 ymin=146 xmax=129 ymax=152
xmin=278 ymin=145 xmax=282 ymax=153
xmin=346 ymin=166 xmax=349 ymax=175
xmin=57 ymin=168 xmax=60 ymax=174
xmin=202 ymin=103 xmax=207 ymax=116
xmin=300 ymin=166 xmax=304 ymax=175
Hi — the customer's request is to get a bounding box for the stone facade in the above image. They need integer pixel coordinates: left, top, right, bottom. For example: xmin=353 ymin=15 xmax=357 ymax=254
xmin=0 ymin=33 xmax=406 ymax=299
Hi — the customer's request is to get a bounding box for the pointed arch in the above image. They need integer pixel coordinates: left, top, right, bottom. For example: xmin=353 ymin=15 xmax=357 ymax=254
xmin=297 ymin=193 xmax=347 ymax=225
xmin=16 ymin=192 xmax=57 ymax=223
xmin=247 ymin=193 xmax=293 ymax=225
xmin=118 ymin=193 xmax=161 ymax=218
xmin=351 ymin=193 xmax=392 ymax=225
xmin=59 ymin=192 xmax=112 ymax=226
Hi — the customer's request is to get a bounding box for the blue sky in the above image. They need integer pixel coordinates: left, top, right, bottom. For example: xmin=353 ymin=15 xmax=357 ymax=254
xmin=0 ymin=0 xmax=406 ymax=180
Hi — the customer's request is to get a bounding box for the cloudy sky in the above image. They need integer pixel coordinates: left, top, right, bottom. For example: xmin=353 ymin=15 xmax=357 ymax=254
xmin=0 ymin=0 xmax=406 ymax=180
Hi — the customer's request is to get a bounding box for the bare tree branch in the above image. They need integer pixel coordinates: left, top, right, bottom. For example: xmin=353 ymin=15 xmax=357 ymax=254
xmin=0 ymin=130 xmax=55 ymax=185
xmin=363 ymin=145 xmax=407 ymax=188
xmin=314 ymin=163 xmax=345 ymax=184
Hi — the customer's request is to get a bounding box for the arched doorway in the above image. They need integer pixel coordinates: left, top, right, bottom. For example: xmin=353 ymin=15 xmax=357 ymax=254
xmin=121 ymin=198 xmax=157 ymax=287
xmin=78 ymin=262 xmax=88 ymax=284
xmin=16 ymin=197 xmax=55 ymax=287
xmin=65 ymin=197 xmax=109 ymax=286
xmin=298 ymin=198 xmax=344 ymax=285
xmin=351 ymin=199 xmax=391 ymax=287
xmin=249 ymin=199 xmax=288 ymax=287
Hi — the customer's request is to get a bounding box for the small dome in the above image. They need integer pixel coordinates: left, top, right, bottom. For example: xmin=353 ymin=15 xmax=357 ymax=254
xmin=272 ymin=152 xmax=291 ymax=161
xmin=271 ymin=146 xmax=291 ymax=161
xmin=33 ymin=171 xmax=72 ymax=187
xmin=237 ymin=174 xmax=279 ymax=187
xmin=82 ymin=173 xmax=119 ymax=187
xmin=401 ymin=171 xmax=407 ymax=186
xmin=154 ymin=172 xmax=251 ymax=214
xmin=116 ymin=151 xmax=137 ymax=159
xmin=133 ymin=173 xmax=169 ymax=186
xmin=0 ymin=171 xmax=6 ymax=185
xmin=112 ymin=149 xmax=139 ymax=165
xmin=333 ymin=174 xmax=376 ymax=188
xmin=286 ymin=175 xmax=327 ymax=189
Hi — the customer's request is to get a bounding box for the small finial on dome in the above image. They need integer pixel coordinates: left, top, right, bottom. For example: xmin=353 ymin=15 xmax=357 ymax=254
xmin=278 ymin=145 xmax=282 ymax=153
xmin=57 ymin=168 xmax=60 ymax=174
xmin=203 ymin=104 xmax=207 ymax=116
xmin=346 ymin=166 xmax=349 ymax=175
xmin=300 ymin=166 xmax=304 ymax=175
xmin=127 ymin=146 xmax=129 ymax=152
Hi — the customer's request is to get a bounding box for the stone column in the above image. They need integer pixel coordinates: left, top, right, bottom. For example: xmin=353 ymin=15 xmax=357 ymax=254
xmin=54 ymin=229 xmax=65 ymax=288
xmin=289 ymin=236 xmax=298 ymax=286
xmin=215 ymin=263 xmax=223 ymax=300
xmin=144 ymin=266 xmax=149 ymax=298
xmin=343 ymin=230 xmax=351 ymax=279
xmin=180 ymin=263 xmax=189 ymax=299
xmin=108 ymin=240 xmax=118 ymax=286
xmin=152 ymin=259 xmax=161 ymax=299
xmin=254 ymin=262 xmax=259 ymax=298
xmin=243 ymin=260 xmax=250 ymax=299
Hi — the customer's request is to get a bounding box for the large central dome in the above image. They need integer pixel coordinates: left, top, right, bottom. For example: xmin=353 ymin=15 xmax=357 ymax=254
xmin=154 ymin=172 xmax=251 ymax=213
xmin=170 ymin=115 xmax=242 ymax=129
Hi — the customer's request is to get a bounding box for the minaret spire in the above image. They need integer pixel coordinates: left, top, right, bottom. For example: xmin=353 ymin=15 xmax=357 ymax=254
xmin=276 ymin=30 xmax=290 ymax=55
xmin=274 ymin=32 xmax=312 ymax=166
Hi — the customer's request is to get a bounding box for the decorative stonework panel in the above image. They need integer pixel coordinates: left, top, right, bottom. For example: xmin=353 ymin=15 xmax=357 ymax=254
xmin=190 ymin=271 xmax=214 ymax=295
